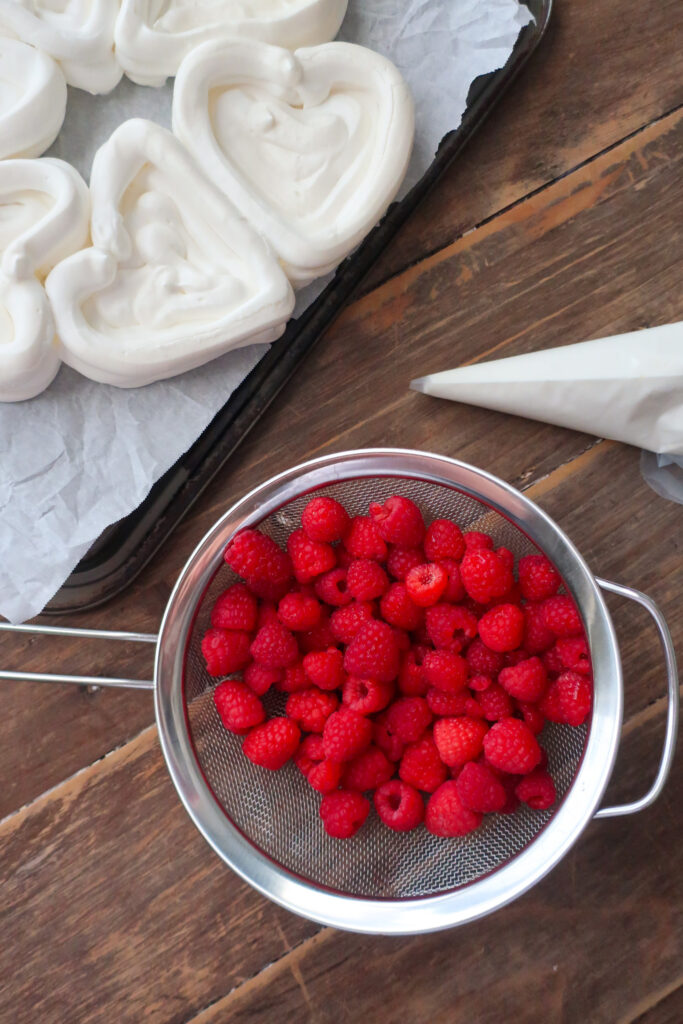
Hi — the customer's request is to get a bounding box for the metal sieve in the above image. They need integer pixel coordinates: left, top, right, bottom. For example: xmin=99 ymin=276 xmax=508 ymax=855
xmin=1 ymin=449 xmax=678 ymax=934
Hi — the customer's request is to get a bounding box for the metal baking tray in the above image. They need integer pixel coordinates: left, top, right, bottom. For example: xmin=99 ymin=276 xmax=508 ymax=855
xmin=46 ymin=0 xmax=552 ymax=613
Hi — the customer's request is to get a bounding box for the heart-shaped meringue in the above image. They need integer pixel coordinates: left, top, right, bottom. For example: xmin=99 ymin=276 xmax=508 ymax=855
xmin=115 ymin=0 xmax=348 ymax=87
xmin=0 ymin=157 xmax=89 ymax=401
xmin=0 ymin=36 xmax=67 ymax=158
xmin=0 ymin=0 xmax=121 ymax=94
xmin=46 ymin=118 xmax=295 ymax=388
xmin=172 ymin=38 xmax=414 ymax=286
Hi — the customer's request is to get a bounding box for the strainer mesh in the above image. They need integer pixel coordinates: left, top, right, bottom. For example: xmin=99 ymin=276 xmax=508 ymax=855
xmin=184 ymin=476 xmax=588 ymax=899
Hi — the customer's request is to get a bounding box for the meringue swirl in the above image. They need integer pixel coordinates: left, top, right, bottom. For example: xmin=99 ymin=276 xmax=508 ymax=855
xmin=0 ymin=36 xmax=67 ymax=158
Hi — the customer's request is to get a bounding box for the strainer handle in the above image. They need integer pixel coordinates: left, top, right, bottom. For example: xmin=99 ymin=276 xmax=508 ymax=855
xmin=594 ymin=578 xmax=679 ymax=819
xmin=0 ymin=621 xmax=157 ymax=690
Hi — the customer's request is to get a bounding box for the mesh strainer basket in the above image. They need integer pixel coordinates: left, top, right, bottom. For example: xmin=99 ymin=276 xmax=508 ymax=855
xmin=2 ymin=449 xmax=678 ymax=934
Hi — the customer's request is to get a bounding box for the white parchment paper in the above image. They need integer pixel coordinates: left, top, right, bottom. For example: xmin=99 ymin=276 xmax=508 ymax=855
xmin=0 ymin=0 xmax=531 ymax=622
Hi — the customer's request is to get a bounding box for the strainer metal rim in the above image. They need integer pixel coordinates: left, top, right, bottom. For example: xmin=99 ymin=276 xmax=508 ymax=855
xmin=154 ymin=448 xmax=622 ymax=934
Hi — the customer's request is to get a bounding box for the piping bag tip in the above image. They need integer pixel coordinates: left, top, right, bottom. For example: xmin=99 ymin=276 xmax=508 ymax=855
xmin=409 ymin=376 xmax=428 ymax=393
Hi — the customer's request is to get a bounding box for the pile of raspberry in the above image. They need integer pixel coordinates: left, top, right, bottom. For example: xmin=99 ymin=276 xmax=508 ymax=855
xmin=202 ymin=494 xmax=592 ymax=840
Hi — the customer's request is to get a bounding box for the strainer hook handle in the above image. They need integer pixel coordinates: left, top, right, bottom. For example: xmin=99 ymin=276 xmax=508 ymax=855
xmin=0 ymin=621 xmax=157 ymax=690
xmin=594 ymin=579 xmax=679 ymax=819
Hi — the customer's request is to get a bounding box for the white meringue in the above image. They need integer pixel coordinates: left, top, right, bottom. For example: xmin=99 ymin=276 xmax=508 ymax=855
xmin=115 ymin=0 xmax=348 ymax=87
xmin=46 ymin=118 xmax=295 ymax=388
xmin=0 ymin=36 xmax=67 ymax=158
xmin=0 ymin=157 xmax=89 ymax=401
xmin=172 ymin=38 xmax=415 ymax=286
xmin=0 ymin=0 xmax=121 ymax=94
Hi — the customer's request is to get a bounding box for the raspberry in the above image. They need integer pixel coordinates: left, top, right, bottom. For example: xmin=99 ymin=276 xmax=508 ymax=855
xmin=542 ymin=595 xmax=583 ymax=637
xmin=405 ymin=562 xmax=448 ymax=607
xmin=523 ymin=602 xmax=556 ymax=654
xmin=497 ymin=772 xmax=522 ymax=814
xmin=210 ymin=583 xmax=258 ymax=632
xmin=422 ymin=649 xmax=468 ymax=693
xmin=242 ymin=717 xmax=300 ymax=770
xmin=515 ymin=769 xmax=557 ymax=809
xmin=399 ymin=733 xmax=448 ymax=793
xmin=541 ymin=644 xmax=566 ymax=676
xmin=298 ymin=610 xmax=337 ymax=653
xmin=392 ymin=627 xmax=411 ymax=652
xmin=424 ymin=518 xmax=465 ymax=561
xmin=335 ymin=545 xmax=353 ymax=568
xmin=342 ymin=745 xmax=394 ymax=791
xmin=460 ymin=548 xmax=513 ymax=603
xmin=201 ymin=628 xmax=252 ymax=676
xmin=250 ymin=621 xmax=299 ymax=668
xmin=426 ymin=687 xmax=470 ymax=717
xmin=314 ymin=568 xmax=352 ymax=607
xmin=286 ymin=688 xmax=339 ymax=733
xmin=342 ymin=675 xmax=393 ymax=714
xmin=468 ymin=673 xmax=492 ymax=692
xmin=243 ymin=662 xmax=282 ymax=696
xmin=346 ymin=559 xmax=389 ymax=601
xmin=555 ymin=636 xmax=592 ymax=674
xmin=456 ymin=761 xmax=507 ymax=813
xmin=466 ymin=638 xmax=504 ymax=677
xmin=439 ymin=558 xmax=466 ymax=602
xmin=503 ymin=648 xmax=530 ymax=667
xmin=277 ymin=661 xmax=309 ymax=693
xmin=301 ymin=495 xmax=350 ymax=543
xmin=277 ymin=591 xmax=321 ymax=632
xmin=213 ymin=679 xmax=265 ymax=734
xmin=426 ymin=603 xmax=478 ymax=652
xmin=478 ymin=604 xmax=525 ymax=652
xmin=515 ymin=700 xmax=546 ymax=735
xmin=287 ymin=528 xmax=336 ymax=583
xmin=433 ymin=716 xmax=489 ymax=767
xmin=369 ymin=495 xmax=425 ymax=547
xmin=256 ymin=602 xmax=279 ymax=629
xmin=483 ymin=718 xmax=541 ymax=774
xmin=518 ymin=554 xmax=561 ymax=601
xmin=476 ymin=682 xmax=514 ymax=721
xmin=379 ymin=583 xmax=424 ymax=630
xmin=330 ymin=601 xmax=375 ymax=644
xmin=496 ymin=546 xmax=515 ymax=572
xmin=425 ymin=781 xmax=482 ymax=836
xmin=374 ymin=780 xmax=424 ymax=831
xmin=372 ymin=712 xmax=405 ymax=762
xmin=344 ymin=620 xmax=400 ymax=683
xmin=224 ymin=529 xmax=292 ymax=601
xmin=499 ymin=656 xmax=547 ymax=702
xmin=323 ymin=709 xmax=373 ymax=763
xmin=540 ymin=671 xmax=592 ymax=726
xmin=386 ymin=696 xmax=432 ymax=743
xmin=308 ymin=760 xmax=344 ymax=793
xmin=386 ymin=545 xmax=424 ymax=581
xmin=294 ymin=733 xmax=324 ymax=775
xmin=463 ymin=531 xmax=494 ymax=551
xmin=344 ymin=516 xmax=387 ymax=561
xmin=302 ymin=647 xmax=345 ymax=691
xmin=397 ymin=647 xmax=430 ymax=696
xmin=319 ymin=790 xmax=370 ymax=838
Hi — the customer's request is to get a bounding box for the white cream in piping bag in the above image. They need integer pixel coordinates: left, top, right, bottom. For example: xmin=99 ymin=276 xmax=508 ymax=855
xmin=46 ymin=118 xmax=295 ymax=388
xmin=0 ymin=0 xmax=121 ymax=94
xmin=0 ymin=158 xmax=89 ymax=402
xmin=115 ymin=0 xmax=348 ymax=87
xmin=0 ymin=36 xmax=67 ymax=158
xmin=173 ymin=38 xmax=415 ymax=286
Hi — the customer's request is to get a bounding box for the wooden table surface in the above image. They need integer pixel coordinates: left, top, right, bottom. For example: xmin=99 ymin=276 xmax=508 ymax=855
xmin=2 ymin=2 xmax=682 ymax=1021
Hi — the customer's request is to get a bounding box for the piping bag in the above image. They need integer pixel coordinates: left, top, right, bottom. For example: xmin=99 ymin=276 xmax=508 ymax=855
xmin=410 ymin=322 xmax=683 ymax=503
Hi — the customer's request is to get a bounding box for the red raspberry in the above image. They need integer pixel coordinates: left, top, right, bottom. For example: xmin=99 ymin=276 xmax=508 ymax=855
xmin=456 ymin=761 xmax=506 ymax=813
xmin=397 ymin=647 xmax=430 ymax=696
xmin=276 ymin=661 xmax=309 ymax=693
xmin=541 ymin=644 xmax=565 ymax=677
xmin=497 ymin=772 xmax=522 ymax=814
xmin=518 ymin=554 xmax=561 ymax=601
xmin=294 ymin=733 xmax=324 ymax=775
xmin=426 ymin=780 xmax=482 ymax=836
xmin=426 ymin=687 xmax=470 ymax=716
xmin=405 ymin=562 xmax=448 ymax=607
xmin=460 ymin=548 xmax=513 ymax=603
xmin=335 ymin=545 xmax=353 ymax=569
xmin=344 ymin=516 xmax=387 ymax=561
xmin=319 ymin=790 xmax=370 ymax=838
xmin=213 ymin=679 xmax=265 ymax=734
xmin=298 ymin=610 xmax=337 ymax=653
xmin=201 ymin=628 xmax=252 ymax=676
xmin=476 ymin=682 xmax=514 ymax=721
xmin=302 ymin=647 xmax=345 ymax=691
xmin=210 ymin=583 xmax=258 ymax=632
xmin=515 ymin=700 xmax=546 ymax=735
xmin=555 ymin=636 xmax=592 ymax=674
xmin=542 ymin=595 xmax=583 ymax=637
xmin=483 ymin=718 xmax=541 ymax=774
xmin=439 ymin=558 xmax=466 ymax=602
xmin=344 ymin=620 xmax=400 ymax=683
xmin=503 ymin=648 xmax=530 ymax=667
xmin=374 ymin=780 xmax=424 ymax=831
xmin=399 ymin=732 xmax=448 ymax=793
xmin=386 ymin=545 xmax=424 ymax=581
xmin=308 ymin=760 xmax=344 ymax=793
xmin=540 ymin=671 xmax=592 ymax=726
xmin=243 ymin=662 xmax=282 ymax=696
xmin=386 ymin=696 xmax=432 ymax=743
xmin=277 ymin=591 xmax=321 ymax=632
xmin=301 ymin=495 xmax=350 ymax=543
xmin=242 ymin=717 xmax=300 ymax=770
xmin=464 ymin=531 xmax=494 ymax=551
xmin=392 ymin=627 xmax=411 ymax=652
xmin=342 ymin=675 xmax=393 ymax=714
xmin=329 ymin=601 xmax=375 ymax=644
xmin=314 ymin=567 xmax=352 ymax=607
xmin=286 ymin=688 xmax=339 ymax=733
xmin=466 ymin=638 xmax=504 ymax=677
xmin=372 ymin=712 xmax=405 ymax=762
xmin=499 ymin=656 xmax=547 ymax=702
xmin=256 ymin=602 xmax=279 ymax=629
xmin=496 ymin=546 xmax=515 ymax=572
xmin=523 ymin=602 xmax=556 ymax=654
xmin=433 ymin=716 xmax=488 ymax=767
xmin=250 ymin=621 xmax=299 ymax=668
xmin=323 ymin=709 xmax=373 ymax=763
xmin=380 ymin=582 xmax=423 ymax=630
xmin=224 ymin=529 xmax=292 ymax=601
xmin=423 ymin=518 xmax=465 ymax=561
xmin=346 ymin=559 xmax=389 ymax=601
xmin=287 ymin=529 xmax=336 ymax=583
xmin=342 ymin=745 xmax=394 ymax=790
xmin=422 ymin=649 xmax=468 ymax=693
xmin=426 ymin=604 xmax=478 ymax=652
xmin=369 ymin=495 xmax=425 ymax=547
xmin=468 ymin=673 xmax=492 ymax=692
xmin=515 ymin=769 xmax=556 ymax=809
xmin=478 ymin=604 xmax=525 ymax=652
